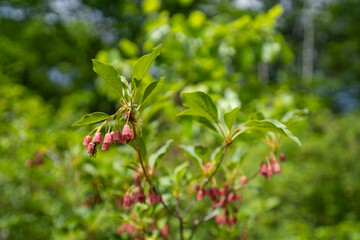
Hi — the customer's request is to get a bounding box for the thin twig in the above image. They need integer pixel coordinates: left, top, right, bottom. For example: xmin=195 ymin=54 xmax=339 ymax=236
xmin=132 ymin=123 xmax=178 ymax=217
xmin=203 ymin=144 xmax=229 ymax=189
xmin=179 ymin=217 xmax=184 ymax=240
xmin=183 ymin=144 xmax=229 ymax=217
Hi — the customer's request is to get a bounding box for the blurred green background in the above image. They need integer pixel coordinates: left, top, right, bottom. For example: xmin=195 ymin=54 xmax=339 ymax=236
xmin=1 ymin=0 xmax=359 ymax=239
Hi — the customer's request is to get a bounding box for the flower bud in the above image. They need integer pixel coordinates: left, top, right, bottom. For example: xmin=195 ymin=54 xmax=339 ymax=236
xmin=132 ymin=190 xmax=138 ymax=203
xmin=223 ymin=184 xmax=229 ymax=193
xmin=114 ymin=130 xmax=121 ymax=143
xmin=219 ymin=199 xmax=226 ymax=208
xmin=236 ymin=194 xmax=242 ymax=202
xmin=110 ymin=131 xmax=115 ymax=143
xmin=219 ymin=188 xmax=226 ymax=196
xmin=83 ymin=135 xmax=92 ymax=146
xmin=227 ymin=193 xmax=235 ymax=203
xmin=271 ymin=158 xmax=277 ymax=167
xmin=195 ymin=184 xmax=200 ymax=192
xmin=87 ymin=143 xmax=97 ymax=156
xmin=149 ymin=195 xmax=157 ymax=205
xmin=87 ymin=143 xmax=93 ymax=154
xmin=134 ymin=177 xmax=141 ymax=187
xmin=124 ymin=193 xmax=132 ymax=207
xmin=93 ymin=132 xmax=102 ymax=144
xmin=280 ymin=153 xmax=286 ymax=162
xmin=160 ymin=225 xmax=169 ymax=239
xmin=274 ymin=162 xmax=281 ymax=174
xmin=259 ymin=163 xmax=267 ymax=175
xmin=197 ymin=191 xmax=203 ymax=201
xmin=228 ymin=217 xmax=236 ymax=227
xmin=215 ymin=215 xmax=226 ymax=225
xmin=104 ymin=133 xmax=112 ymax=145
xmin=156 ymin=194 xmax=162 ymax=203
xmin=266 ymin=166 xmax=273 ymax=179
xmin=101 ymin=142 xmax=109 ymax=151
xmin=211 ymin=186 xmax=219 ymax=197
xmin=241 ymin=175 xmax=247 ymax=185
xmin=122 ymin=124 xmax=134 ymax=141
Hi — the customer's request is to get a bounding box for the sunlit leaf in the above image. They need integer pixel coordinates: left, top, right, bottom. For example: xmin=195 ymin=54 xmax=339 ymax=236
xmin=243 ymin=119 xmax=301 ymax=146
xmin=195 ymin=117 xmax=218 ymax=133
xmin=142 ymin=77 xmax=164 ymax=104
xmin=224 ymin=107 xmax=241 ymax=131
xmin=92 ymin=59 xmax=124 ymax=97
xmin=72 ymin=112 xmax=109 ymax=127
xmin=180 ymin=145 xmax=203 ymax=167
xmin=177 ymin=91 xmax=219 ymax=123
xmin=148 ymin=139 xmax=173 ymax=168
xmin=174 ymin=162 xmax=189 ymax=186
xmin=133 ymin=44 xmax=162 ymax=86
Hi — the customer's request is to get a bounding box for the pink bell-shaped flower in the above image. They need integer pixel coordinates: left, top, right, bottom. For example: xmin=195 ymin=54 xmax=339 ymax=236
xmin=83 ymin=135 xmax=92 ymax=146
xmin=259 ymin=163 xmax=267 ymax=176
xmin=110 ymin=131 xmax=115 ymax=143
xmin=104 ymin=133 xmax=112 ymax=145
xmin=101 ymin=142 xmax=109 ymax=151
xmin=93 ymin=132 xmax=102 ymax=144
xmin=113 ymin=130 xmax=121 ymax=142
xmin=196 ymin=191 xmax=203 ymax=201
xmin=241 ymin=175 xmax=247 ymax=185
xmin=87 ymin=143 xmax=97 ymax=157
xmin=274 ymin=162 xmax=281 ymax=174
xmin=280 ymin=153 xmax=286 ymax=162
xmin=266 ymin=166 xmax=274 ymax=179
xmin=122 ymin=124 xmax=134 ymax=141
xmin=156 ymin=194 xmax=162 ymax=203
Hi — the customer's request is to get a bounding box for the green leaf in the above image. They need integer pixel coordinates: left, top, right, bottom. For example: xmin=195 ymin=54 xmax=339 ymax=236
xmin=177 ymin=91 xmax=219 ymax=123
xmin=148 ymin=139 xmax=173 ymax=168
xmin=129 ymin=135 xmax=147 ymax=159
xmin=210 ymin=145 xmax=224 ymax=161
xmin=281 ymin=108 xmax=309 ymax=124
xmin=133 ymin=44 xmax=162 ymax=85
xmin=174 ymin=162 xmax=189 ymax=186
xmin=142 ymin=77 xmax=164 ymax=104
xmin=92 ymin=59 xmax=124 ymax=97
xmin=195 ymin=117 xmax=218 ymax=133
xmin=72 ymin=112 xmax=109 ymax=127
xmin=249 ymin=112 xmax=265 ymax=120
xmin=224 ymin=107 xmax=241 ymax=131
xmin=194 ymin=145 xmax=208 ymax=157
xmin=180 ymin=145 xmax=203 ymax=167
xmin=243 ymin=119 xmax=301 ymax=146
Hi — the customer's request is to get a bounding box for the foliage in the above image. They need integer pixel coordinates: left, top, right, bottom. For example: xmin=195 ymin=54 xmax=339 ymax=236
xmin=1 ymin=0 xmax=360 ymax=239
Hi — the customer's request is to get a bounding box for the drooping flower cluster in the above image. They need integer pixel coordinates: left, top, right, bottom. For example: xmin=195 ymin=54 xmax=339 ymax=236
xmin=195 ymin=182 xmax=244 ymax=228
xmin=83 ymin=124 xmax=134 ymax=157
xmin=116 ymin=166 xmax=162 ymax=210
xmin=259 ymin=153 xmax=286 ymax=179
xmin=117 ymin=222 xmax=138 ymax=235
xmin=116 ymin=219 xmax=169 ymax=239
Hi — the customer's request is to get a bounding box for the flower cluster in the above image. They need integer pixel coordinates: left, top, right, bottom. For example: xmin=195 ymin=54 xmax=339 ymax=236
xmin=117 ymin=220 xmax=169 ymax=239
xmin=259 ymin=153 xmax=286 ymax=179
xmin=83 ymin=124 xmax=134 ymax=156
xmin=117 ymin=222 xmax=138 ymax=235
xmin=195 ymin=181 xmax=246 ymax=227
xmin=117 ymin=188 xmax=162 ymax=210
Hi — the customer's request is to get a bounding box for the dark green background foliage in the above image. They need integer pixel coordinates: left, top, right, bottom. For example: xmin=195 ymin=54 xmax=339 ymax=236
xmin=0 ymin=0 xmax=359 ymax=239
